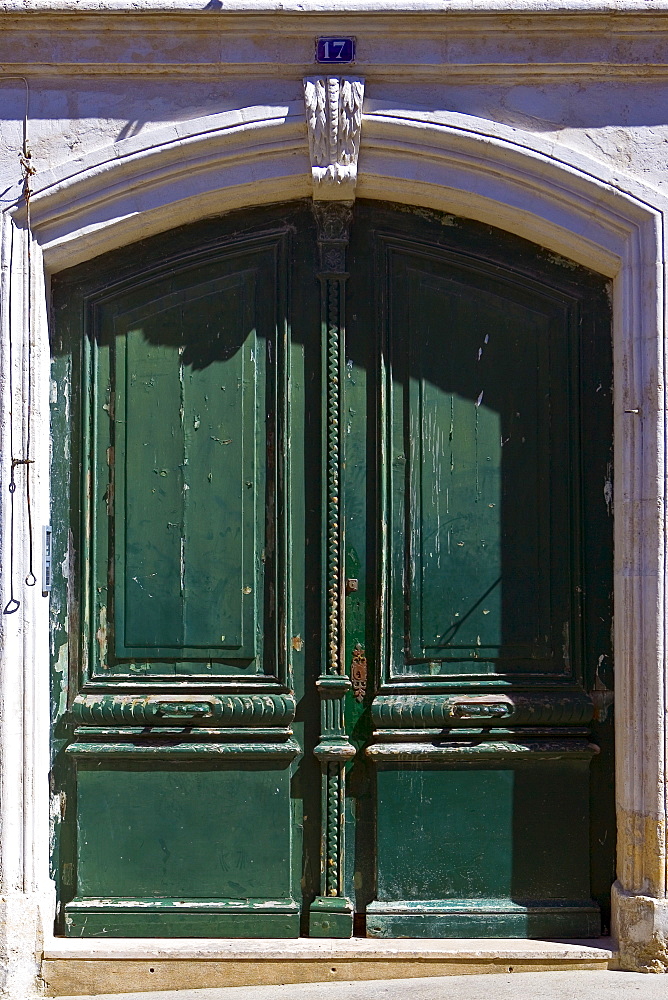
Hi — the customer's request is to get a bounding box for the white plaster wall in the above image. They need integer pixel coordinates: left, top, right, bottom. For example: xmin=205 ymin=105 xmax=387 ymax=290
xmin=1 ymin=2 xmax=668 ymax=995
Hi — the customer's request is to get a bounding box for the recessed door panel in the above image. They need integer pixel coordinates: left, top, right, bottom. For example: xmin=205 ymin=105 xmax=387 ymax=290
xmin=65 ymin=761 xmax=297 ymax=938
xmin=115 ymin=272 xmax=263 ymax=661
xmin=89 ymin=249 xmax=279 ymax=678
xmin=386 ymin=256 xmax=572 ymax=677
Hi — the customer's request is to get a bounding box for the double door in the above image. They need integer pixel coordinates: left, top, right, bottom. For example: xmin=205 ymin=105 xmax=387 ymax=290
xmin=50 ymin=200 xmax=614 ymax=938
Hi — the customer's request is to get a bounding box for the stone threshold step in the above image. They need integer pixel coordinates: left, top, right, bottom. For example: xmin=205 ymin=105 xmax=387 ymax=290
xmin=42 ymin=938 xmax=616 ymax=997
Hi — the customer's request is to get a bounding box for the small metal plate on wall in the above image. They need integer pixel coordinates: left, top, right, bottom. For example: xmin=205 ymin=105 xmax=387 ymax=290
xmin=316 ymin=37 xmax=356 ymax=64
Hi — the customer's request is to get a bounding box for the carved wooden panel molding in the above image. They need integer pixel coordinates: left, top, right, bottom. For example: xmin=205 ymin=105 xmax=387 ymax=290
xmin=72 ymin=692 xmax=296 ymax=728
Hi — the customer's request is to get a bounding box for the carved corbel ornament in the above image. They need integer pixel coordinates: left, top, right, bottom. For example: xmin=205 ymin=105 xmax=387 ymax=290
xmin=303 ymin=75 xmax=364 ymax=201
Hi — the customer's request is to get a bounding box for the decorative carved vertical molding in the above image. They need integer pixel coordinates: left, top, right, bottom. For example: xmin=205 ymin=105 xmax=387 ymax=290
xmin=309 ymin=201 xmax=356 ymax=938
xmin=303 ymin=76 xmax=364 ymax=201
xmin=303 ymin=79 xmax=363 ymax=934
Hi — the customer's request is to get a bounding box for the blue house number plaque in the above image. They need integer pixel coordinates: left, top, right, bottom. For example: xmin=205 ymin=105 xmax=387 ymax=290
xmin=316 ymin=37 xmax=356 ymax=64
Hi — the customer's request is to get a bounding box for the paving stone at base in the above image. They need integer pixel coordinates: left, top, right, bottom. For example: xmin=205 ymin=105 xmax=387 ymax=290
xmin=54 ymin=970 xmax=668 ymax=1000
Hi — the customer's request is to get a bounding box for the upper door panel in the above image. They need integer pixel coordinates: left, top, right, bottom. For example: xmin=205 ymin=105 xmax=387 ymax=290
xmin=385 ymin=245 xmax=573 ymax=680
xmin=114 ymin=271 xmax=264 ymax=662
xmin=86 ymin=240 xmax=284 ymax=679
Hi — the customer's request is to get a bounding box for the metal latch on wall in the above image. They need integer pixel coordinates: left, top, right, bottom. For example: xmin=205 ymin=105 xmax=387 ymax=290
xmin=42 ymin=526 xmax=52 ymax=595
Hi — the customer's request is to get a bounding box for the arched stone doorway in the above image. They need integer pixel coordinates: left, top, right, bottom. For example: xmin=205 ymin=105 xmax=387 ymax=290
xmin=1 ymin=101 xmax=665 ymax=992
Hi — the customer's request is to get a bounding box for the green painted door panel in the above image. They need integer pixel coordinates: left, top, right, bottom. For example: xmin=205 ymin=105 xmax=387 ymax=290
xmin=389 ymin=258 xmax=567 ymax=675
xmin=66 ymin=761 xmax=299 ymax=937
xmin=75 ymin=765 xmax=293 ymax=899
xmin=377 ymin=766 xmax=517 ymax=900
xmin=89 ymin=247 xmax=279 ymax=677
xmin=51 ymin=201 xmax=613 ymax=940
xmin=368 ymin=758 xmax=598 ymax=938
xmin=351 ymin=203 xmax=612 ymax=938
xmin=115 ymin=272 xmax=262 ymax=659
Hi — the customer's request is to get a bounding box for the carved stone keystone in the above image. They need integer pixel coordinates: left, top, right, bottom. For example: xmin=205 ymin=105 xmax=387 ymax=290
xmin=303 ymin=76 xmax=364 ymax=201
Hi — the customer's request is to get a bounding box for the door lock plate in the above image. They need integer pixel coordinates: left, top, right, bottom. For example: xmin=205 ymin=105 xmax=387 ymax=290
xmin=351 ymin=643 xmax=367 ymax=703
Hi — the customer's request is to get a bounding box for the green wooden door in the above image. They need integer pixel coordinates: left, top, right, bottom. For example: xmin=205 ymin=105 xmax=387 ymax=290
xmin=51 ymin=201 xmax=613 ymax=939
xmin=345 ymin=203 xmax=613 ymax=938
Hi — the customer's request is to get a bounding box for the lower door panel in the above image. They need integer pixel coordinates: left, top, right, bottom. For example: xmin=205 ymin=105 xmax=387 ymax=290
xmin=64 ymin=742 xmax=301 ymax=938
xmin=367 ymin=737 xmax=599 ymax=938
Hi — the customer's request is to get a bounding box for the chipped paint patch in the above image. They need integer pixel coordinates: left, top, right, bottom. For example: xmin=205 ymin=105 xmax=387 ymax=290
xmin=54 ymin=638 xmax=69 ymax=718
xmin=49 ymin=790 xmax=67 ymax=858
xmin=591 ymin=655 xmax=613 ymax=722
xmin=604 ymin=461 xmax=613 ymax=515
xmin=544 ymin=251 xmax=580 ymax=271
xmin=96 ymin=605 xmax=108 ymax=669
xmin=561 ymin=620 xmax=570 ymax=671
